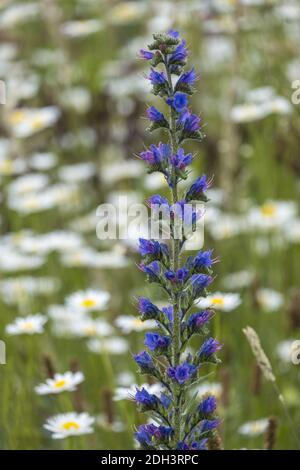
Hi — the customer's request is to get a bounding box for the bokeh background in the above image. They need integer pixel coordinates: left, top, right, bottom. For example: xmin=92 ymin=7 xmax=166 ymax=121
xmin=0 ymin=0 xmax=300 ymax=450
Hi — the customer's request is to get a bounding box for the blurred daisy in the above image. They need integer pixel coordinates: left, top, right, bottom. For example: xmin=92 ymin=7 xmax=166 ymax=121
xmin=58 ymin=163 xmax=95 ymax=183
xmin=196 ymin=292 xmax=241 ymax=311
xmin=35 ymin=371 xmax=84 ymax=395
xmin=283 ymin=218 xmax=300 ymax=243
xmin=114 ymin=383 xmax=163 ymax=401
xmin=96 ymin=414 xmax=125 ymax=433
xmin=0 ymin=154 xmax=26 ymax=176
xmin=66 ymin=289 xmax=110 ymax=313
xmin=60 ymin=87 xmax=91 ymax=114
xmin=115 ymin=315 xmax=156 ymax=334
xmin=87 ymin=337 xmax=128 ymax=355
xmin=6 ymin=314 xmax=47 ymax=335
xmin=116 ymin=371 xmax=135 ymax=387
xmin=109 ymin=2 xmax=146 ymax=25
xmin=238 ymin=419 xmax=269 ymax=436
xmin=191 ymin=382 xmax=222 ymax=400
xmin=276 ymin=339 xmax=296 ymax=363
xmin=8 ymin=173 xmax=49 ymax=197
xmin=0 ymin=3 xmax=39 ymax=28
xmin=7 ymin=106 xmax=60 ymax=138
xmin=230 ymin=103 xmax=269 ymax=123
xmin=256 ymin=288 xmax=284 ymax=312
xmin=223 ymin=270 xmax=255 ymax=289
xmin=60 ymin=19 xmax=102 ymax=37
xmin=0 ymin=250 xmax=45 ymax=272
xmin=247 ymin=200 xmax=297 ymax=231
xmin=44 ymin=412 xmax=94 ymax=439
xmin=207 ymin=212 xmax=244 ymax=240
xmin=0 ymin=276 xmax=59 ymax=304
xmin=29 ymin=152 xmax=57 ymax=171
xmin=71 ymin=318 xmax=114 ymax=338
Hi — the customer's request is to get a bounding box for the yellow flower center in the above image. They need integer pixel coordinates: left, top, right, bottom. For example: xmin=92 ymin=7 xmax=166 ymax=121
xmin=54 ymin=379 xmax=66 ymax=388
xmin=23 ymin=322 xmax=33 ymax=330
xmin=81 ymin=299 xmax=96 ymax=308
xmin=84 ymin=326 xmax=97 ymax=336
xmin=133 ymin=319 xmax=143 ymax=328
xmin=212 ymin=297 xmax=225 ymax=306
xmin=9 ymin=110 xmax=26 ymax=124
xmin=31 ymin=117 xmax=45 ymax=130
xmin=62 ymin=421 xmax=80 ymax=431
xmin=0 ymin=160 xmax=13 ymax=174
xmin=261 ymin=204 xmax=276 ymax=217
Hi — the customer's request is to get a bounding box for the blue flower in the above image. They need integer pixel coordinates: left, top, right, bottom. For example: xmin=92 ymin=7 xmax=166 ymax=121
xmin=201 ymin=419 xmax=220 ymax=433
xmin=186 ymin=175 xmax=211 ymax=201
xmin=147 ymin=194 xmax=169 ymax=207
xmin=198 ymin=337 xmax=222 ymax=360
xmin=133 ymin=350 xmax=154 ymax=371
xmin=190 ymin=273 xmax=213 ymax=296
xmin=167 ymin=362 xmax=197 ymax=384
xmin=168 ymin=29 xmax=180 ymax=39
xmin=160 ymin=393 xmax=171 ymax=409
xmin=165 ymin=267 xmax=189 ymax=284
xmin=198 ymin=395 xmax=217 ymax=416
xmin=177 ymin=67 xmax=197 ymax=86
xmin=135 ymin=424 xmax=173 ymax=446
xmin=193 ymin=249 xmax=216 ymax=269
xmin=138 ymin=238 xmax=169 ymax=258
xmin=162 ymin=305 xmax=173 ymax=324
xmin=138 ymin=297 xmax=160 ymax=318
xmin=147 ymin=106 xmax=165 ymax=123
xmin=188 ymin=310 xmax=213 ymax=330
xmin=167 ymin=92 xmax=188 ymax=112
xmin=144 ymin=332 xmax=171 ymax=351
xmin=135 ymin=387 xmax=158 ymax=409
xmin=191 ymin=439 xmax=208 ymax=450
xmin=140 ymin=142 xmax=171 ymax=166
xmin=148 ymin=68 xmax=167 ymax=86
xmin=170 ymin=148 xmax=192 ymax=170
xmin=139 ymin=261 xmax=160 ymax=281
xmin=169 ymin=40 xmax=188 ymax=64
xmin=179 ymin=111 xmax=201 ymax=132
xmin=139 ymin=49 xmax=154 ymax=60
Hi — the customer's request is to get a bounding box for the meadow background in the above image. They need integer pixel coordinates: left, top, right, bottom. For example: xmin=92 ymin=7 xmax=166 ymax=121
xmin=0 ymin=0 xmax=300 ymax=450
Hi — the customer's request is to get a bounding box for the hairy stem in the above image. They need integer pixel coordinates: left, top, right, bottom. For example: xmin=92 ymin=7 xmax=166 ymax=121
xmin=165 ymin=59 xmax=182 ymax=444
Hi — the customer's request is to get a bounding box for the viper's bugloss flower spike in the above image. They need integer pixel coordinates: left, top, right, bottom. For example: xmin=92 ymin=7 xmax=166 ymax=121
xmin=133 ymin=31 xmax=222 ymax=450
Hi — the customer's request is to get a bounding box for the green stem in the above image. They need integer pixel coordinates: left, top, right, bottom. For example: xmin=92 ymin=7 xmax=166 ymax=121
xmin=165 ymin=58 xmax=182 ymax=445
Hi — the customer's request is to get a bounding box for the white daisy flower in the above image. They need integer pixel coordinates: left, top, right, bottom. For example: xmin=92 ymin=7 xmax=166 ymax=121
xmin=223 ymin=270 xmax=255 ymax=289
xmin=256 ymin=288 xmax=284 ymax=312
xmin=230 ymin=102 xmax=269 ymax=123
xmin=8 ymin=173 xmax=49 ymax=197
xmin=283 ymin=218 xmax=300 ymax=243
xmin=70 ymin=318 xmax=114 ymax=338
xmin=29 ymin=152 xmax=57 ymax=171
xmin=44 ymin=412 xmax=95 ymax=439
xmin=35 ymin=371 xmax=84 ymax=395
xmin=238 ymin=418 xmax=269 ymax=436
xmin=66 ymin=289 xmax=110 ymax=313
xmin=6 ymin=314 xmax=47 ymax=335
xmin=247 ymin=200 xmax=297 ymax=231
xmin=0 ymin=3 xmax=39 ymax=28
xmin=58 ymin=163 xmax=95 ymax=183
xmin=115 ymin=315 xmax=156 ymax=334
xmin=276 ymin=339 xmax=297 ymax=363
xmin=60 ymin=19 xmax=103 ymax=38
xmin=196 ymin=292 xmax=241 ymax=311
xmin=191 ymin=382 xmax=222 ymax=400
xmin=87 ymin=337 xmax=128 ymax=355
xmin=7 ymin=106 xmax=60 ymax=138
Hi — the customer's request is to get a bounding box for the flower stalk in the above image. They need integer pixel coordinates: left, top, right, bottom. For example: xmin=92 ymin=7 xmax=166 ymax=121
xmin=133 ymin=31 xmax=222 ymax=450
